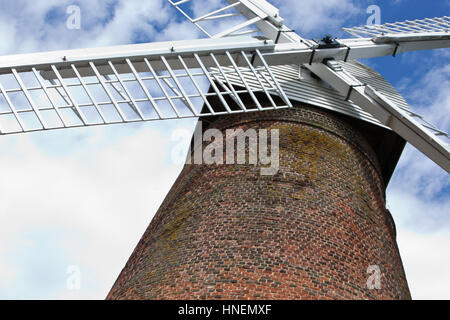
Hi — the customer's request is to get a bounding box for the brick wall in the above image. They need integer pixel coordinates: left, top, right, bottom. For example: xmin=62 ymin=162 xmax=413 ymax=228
xmin=107 ymin=103 xmax=411 ymax=300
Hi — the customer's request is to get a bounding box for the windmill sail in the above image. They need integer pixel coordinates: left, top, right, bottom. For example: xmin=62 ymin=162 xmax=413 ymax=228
xmin=342 ymin=16 xmax=450 ymax=39
xmin=0 ymin=0 xmax=448 ymax=171
xmin=168 ymin=1 xmax=450 ymax=55
xmin=0 ymin=36 xmax=290 ymax=135
xmin=167 ymin=1 xmax=449 ymax=172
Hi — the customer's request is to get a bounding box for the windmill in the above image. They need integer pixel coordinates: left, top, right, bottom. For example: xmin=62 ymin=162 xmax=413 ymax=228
xmin=0 ymin=0 xmax=448 ymax=299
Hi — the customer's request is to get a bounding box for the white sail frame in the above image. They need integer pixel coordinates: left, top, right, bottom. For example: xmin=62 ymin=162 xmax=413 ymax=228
xmin=306 ymin=60 xmax=450 ymax=173
xmin=0 ymin=37 xmax=291 ymax=135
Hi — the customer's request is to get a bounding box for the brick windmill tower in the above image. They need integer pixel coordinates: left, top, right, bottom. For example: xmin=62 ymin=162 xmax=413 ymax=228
xmin=0 ymin=1 xmax=448 ymax=300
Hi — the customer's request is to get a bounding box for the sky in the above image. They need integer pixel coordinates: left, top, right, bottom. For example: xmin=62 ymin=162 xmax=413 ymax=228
xmin=0 ymin=0 xmax=448 ymax=300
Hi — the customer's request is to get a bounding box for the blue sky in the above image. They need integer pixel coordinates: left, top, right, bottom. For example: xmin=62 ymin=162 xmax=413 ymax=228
xmin=0 ymin=0 xmax=448 ymax=300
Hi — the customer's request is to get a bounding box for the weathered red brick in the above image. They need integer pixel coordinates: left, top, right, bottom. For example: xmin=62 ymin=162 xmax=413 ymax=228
xmin=107 ymin=103 xmax=410 ymax=300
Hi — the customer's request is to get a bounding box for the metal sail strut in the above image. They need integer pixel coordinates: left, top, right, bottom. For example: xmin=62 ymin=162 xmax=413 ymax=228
xmin=305 ymin=60 xmax=450 ymax=173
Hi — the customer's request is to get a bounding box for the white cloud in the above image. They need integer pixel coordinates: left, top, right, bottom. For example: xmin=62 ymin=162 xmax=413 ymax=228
xmin=155 ymin=0 xmax=362 ymax=40
xmin=397 ymin=229 xmax=450 ymax=299
xmin=0 ymin=19 xmax=17 ymax=54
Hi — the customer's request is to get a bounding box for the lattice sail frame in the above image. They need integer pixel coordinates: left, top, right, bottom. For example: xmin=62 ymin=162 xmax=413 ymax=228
xmin=0 ymin=39 xmax=290 ymax=135
xmin=168 ymin=0 xmax=264 ymax=38
xmin=343 ymin=16 xmax=450 ymax=39
xmin=167 ymin=0 xmax=311 ymax=44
